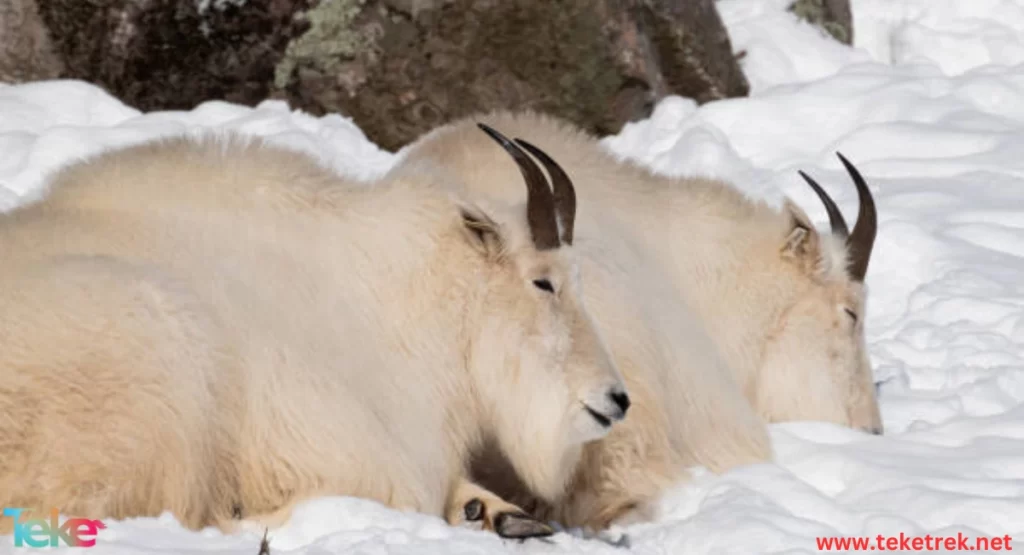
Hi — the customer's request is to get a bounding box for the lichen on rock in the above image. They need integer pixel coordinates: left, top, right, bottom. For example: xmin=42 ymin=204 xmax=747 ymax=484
xmin=274 ymin=0 xmax=377 ymax=90
xmin=28 ymin=0 xmax=749 ymax=151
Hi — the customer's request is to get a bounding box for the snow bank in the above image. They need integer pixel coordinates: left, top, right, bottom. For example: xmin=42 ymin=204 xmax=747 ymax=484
xmin=1 ymin=0 xmax=1022 ymax=553
xmin=0 ymin=80 xmax=393 ymax=212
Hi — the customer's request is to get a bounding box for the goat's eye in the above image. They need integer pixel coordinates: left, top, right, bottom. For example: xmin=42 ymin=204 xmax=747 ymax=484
xmin=533 ymin=279 xmax=555 ymax=294
xmin=844 ymin=307 xmax=858 ymax=323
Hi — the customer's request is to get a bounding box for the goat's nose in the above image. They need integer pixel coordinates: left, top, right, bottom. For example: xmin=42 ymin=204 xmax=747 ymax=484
xmin=609 ymin=391 xmax=631 ymax=416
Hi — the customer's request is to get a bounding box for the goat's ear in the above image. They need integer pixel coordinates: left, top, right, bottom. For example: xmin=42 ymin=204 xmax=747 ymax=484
xmin=460 ymin=206 xmax=505 ymax=260
xmin=780 ymin=199 xmax=822 ymax=273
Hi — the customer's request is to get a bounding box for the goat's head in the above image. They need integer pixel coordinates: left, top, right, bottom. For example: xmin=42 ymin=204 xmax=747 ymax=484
xmin=758 ymin=153 xmax=882 ymax=435
xmin=451 ymin=124 xmax=628 ymax=500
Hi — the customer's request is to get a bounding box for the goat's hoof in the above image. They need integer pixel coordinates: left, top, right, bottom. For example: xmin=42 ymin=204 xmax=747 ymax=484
xmin=494 ymin=512 xmax=555 ymax=539
xmin=463 ymin=498 xmax=485 ymax=521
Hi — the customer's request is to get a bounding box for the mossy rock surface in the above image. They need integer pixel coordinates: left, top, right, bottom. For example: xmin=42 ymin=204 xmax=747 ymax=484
xmin=31 ymin=0 xmax=749 ymax=150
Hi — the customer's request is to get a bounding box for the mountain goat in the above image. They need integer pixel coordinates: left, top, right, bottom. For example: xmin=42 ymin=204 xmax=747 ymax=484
xmin=0 ymin=127 xmax=628 ymax=540
xmin=392 ymin=111 xmax=882 ymax=529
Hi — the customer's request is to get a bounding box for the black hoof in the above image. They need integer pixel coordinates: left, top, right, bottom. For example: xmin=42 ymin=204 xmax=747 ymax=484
xmin=463 ymin=498 xmax=485 ymax=522
xmin=494 ymin=512 xmax=555 ymax=539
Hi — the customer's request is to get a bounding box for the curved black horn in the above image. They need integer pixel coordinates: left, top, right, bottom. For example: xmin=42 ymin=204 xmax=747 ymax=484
xmin=477 ymin=123 xmax=560 ymax=250
xmin=513 ymin=138 xmax=576 ymax=245
xmin=836 ymin=152 xmax=877 ymax=282
xmin=797 ymin=170 xmax=850 ymax=239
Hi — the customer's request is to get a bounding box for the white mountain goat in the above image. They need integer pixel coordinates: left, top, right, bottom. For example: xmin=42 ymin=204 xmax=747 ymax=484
xmin=392 ymin=111 xmax=882 ymax=529
xmin=392 ymin=123 xmax=772 ymax=530
xmin=0 ymin=127 xmax=628 ymax=540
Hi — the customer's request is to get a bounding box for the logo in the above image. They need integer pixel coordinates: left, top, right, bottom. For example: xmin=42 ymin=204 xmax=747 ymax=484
xmin=3 ymin=508 xmax=106 ymax=548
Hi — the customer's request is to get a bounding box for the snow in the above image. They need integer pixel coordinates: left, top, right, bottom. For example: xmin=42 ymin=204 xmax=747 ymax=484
xmin=2 ymin=0 xmax=1023 ymax=552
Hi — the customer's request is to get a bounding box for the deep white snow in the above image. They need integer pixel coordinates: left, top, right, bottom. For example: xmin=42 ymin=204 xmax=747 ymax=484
xmin=1 ymin=0 xmax=1022 ymax=553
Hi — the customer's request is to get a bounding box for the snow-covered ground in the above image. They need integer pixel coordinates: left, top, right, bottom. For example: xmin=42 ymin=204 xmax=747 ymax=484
xmin=2 ymin=0 xmax=1023 ymax=552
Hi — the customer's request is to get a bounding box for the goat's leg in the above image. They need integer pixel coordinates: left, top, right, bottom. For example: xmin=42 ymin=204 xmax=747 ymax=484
xmin=445 ymin=477 xmax=554 ymax=539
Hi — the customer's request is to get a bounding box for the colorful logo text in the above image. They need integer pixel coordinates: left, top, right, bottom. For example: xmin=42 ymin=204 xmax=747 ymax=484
xmin=3 ymin=508 xmax=105 ymax=548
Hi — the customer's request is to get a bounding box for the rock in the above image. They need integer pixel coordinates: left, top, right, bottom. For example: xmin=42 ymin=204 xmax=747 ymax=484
xmin=637 ymin=0 xmax=750 ymax=103
xmin=31 ymin=0 xmax=749 ymax=150
xmin=788 ymin=0 xmax=853 ymax=45
xmin=0 ymin=0 xmax=64 ymax=83
xmin=35 ymin=0 xmax=312 ymax=110
xmin=278 ymin=0 xmax=749 ymax=149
